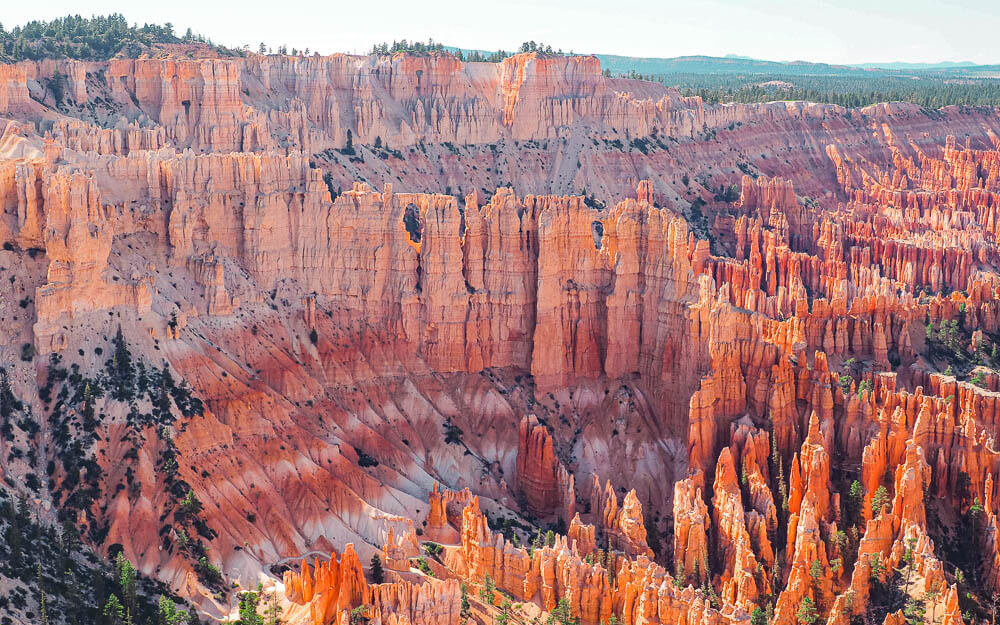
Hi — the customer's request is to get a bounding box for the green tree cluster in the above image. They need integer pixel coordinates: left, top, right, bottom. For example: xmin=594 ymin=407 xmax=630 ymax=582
xmin=0 ymin=14 xmax=240 ymax=62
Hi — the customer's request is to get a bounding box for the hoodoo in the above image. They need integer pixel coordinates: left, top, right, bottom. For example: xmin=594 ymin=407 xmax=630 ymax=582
xmin=0 ymin=11 xmax=997 ymax=625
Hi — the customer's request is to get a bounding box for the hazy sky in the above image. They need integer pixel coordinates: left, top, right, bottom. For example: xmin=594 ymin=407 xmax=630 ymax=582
xmin=4 ymin=0 xmax=998 ymax=65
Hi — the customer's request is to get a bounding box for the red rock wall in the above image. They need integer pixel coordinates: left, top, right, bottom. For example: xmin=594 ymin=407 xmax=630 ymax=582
xmin=5 ymin=49 xmax=1000 ymax=625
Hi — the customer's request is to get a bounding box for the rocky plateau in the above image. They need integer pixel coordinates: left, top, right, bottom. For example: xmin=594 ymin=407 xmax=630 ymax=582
xmin=0 ymin=48 xmax=999 ymax=625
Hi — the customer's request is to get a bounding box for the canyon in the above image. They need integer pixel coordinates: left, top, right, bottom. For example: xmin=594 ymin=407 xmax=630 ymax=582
xmin=0 ymin=47 xmax=998 ymax=625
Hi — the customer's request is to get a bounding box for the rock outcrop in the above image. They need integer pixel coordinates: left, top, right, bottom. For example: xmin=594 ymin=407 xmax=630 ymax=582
xmin=284 ymin=545 xmax=369 ymax=625
xmin=3 ymin=46 xmax=1000 ymax=625
xmin=516 ymin=415 xmax=575 ymax=521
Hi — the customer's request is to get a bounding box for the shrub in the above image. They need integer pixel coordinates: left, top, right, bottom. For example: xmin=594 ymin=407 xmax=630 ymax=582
xmin=355 ymin=448 xmax=379 ymax=468
xmin=423 ymin=542 xmax=443 ymax=558
xmin=443 ymin=420 xmax=464 ymax=445
xmin=195 ymin=556 xmax=223 ymax=587
xmin=414 ymin=557 xmax=433 ymax=576
xmin=857 ymin=379 xmax=873 ymax=397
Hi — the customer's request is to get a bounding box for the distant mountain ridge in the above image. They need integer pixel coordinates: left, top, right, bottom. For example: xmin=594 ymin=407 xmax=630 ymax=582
xmin=448 ymin=46 xmax=996 ymax=77
xmin=593 ymin=54 xmax=875 ymax=76
xmin=852 ymin=61 xmax=980 ymax=70
xmin=590 ymin=54 xmax=1000 ymax=77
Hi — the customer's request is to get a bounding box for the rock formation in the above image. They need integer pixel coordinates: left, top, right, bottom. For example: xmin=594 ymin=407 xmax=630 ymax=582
xmin=516 ymin=415 xmax=575 ymax=521
xmin=1 ymin=44 xmax=999 ymax=625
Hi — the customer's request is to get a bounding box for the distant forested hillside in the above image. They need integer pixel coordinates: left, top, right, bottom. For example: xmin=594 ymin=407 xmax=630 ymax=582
xmin=595 ymin=54 xmax=1000 ymax=108
xmin=443 ymin=46 xmax=1000 ymax=108
xmin=3 ymin=19 xmax=998 ymax=109
xmin=0 ymin=14 xmax=241 ymax=62
xmin=595 ymin=54 xmax=881 ymax=77
xmin=651 ymin=72 xmax=1000 ymax=108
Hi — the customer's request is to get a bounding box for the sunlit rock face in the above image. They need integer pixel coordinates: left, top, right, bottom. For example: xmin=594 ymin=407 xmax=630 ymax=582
xmin=0 ymin=49 xmax=997 ymax=625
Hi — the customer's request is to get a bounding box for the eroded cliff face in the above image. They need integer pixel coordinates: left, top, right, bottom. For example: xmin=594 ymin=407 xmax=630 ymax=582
xmin=1 ymin=49 xmax=999 ymax=625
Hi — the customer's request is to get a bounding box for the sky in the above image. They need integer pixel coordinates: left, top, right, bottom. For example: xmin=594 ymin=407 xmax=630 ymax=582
xmin=4 ymin=0 xmax=999 ymax=66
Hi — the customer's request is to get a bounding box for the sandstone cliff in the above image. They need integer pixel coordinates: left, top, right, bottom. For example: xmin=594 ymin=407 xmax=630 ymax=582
xmin=2 ymin=48 xmax=1000 ymax=625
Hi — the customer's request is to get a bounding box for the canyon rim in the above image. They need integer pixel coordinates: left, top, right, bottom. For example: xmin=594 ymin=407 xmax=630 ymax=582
xmin=0 ymin=11 xmax=999 ymax=625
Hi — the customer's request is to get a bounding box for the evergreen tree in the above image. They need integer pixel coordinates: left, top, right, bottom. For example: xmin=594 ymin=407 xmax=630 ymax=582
xmin=64 ymin=568 xmax=83 ymax=625
xmin=903 ymin=597 xmax=926 ymax=625
xmin=111 ymin=326 xmax=134 ymax=401
xmin=104 ymin=595 xmax=125 ymax=625
xmin=796 ymin=596 xmax=818 ymax=625
xmin=370 ymin=554 xmax=384 ymax=583
xmin=0 ymin=14 xmax=241 ymax=61
xmin=115 ymin=553 xmax=138 ymax=625
xmin=4 ymin=497 xmax=24 ymax=569
xmin=262 ymin=589 xmax=283 ymax=625
xmin=479 ymin=573 xmax=496 ymax=604
xmin=349 ymin=605 xmax=370 ymax=625
xmin=158 ymin=596 xmax=188 ymax=625
xmin=460 ymin=582 xmax=470 ymax=617
xmin=871 ymin=485 xmax=890 ymax=518
xmin=37 ymin=562 xmax=50 ymax=625
xmin=847 ymin=480 xmax=864 ymax=525
xmin=546 ymin=598 xmax=578 ymax=625
xmin=809 ymin=559 xmax=822 ymax=582
xmin=496 ymin=600 xmax=511 ymax=625
xmin=238 ymin=587 xmax=263 ymax=625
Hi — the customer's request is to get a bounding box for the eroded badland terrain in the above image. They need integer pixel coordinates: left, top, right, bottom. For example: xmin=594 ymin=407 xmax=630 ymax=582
xmin=1 ymin=40 xmax=1000 ymax=625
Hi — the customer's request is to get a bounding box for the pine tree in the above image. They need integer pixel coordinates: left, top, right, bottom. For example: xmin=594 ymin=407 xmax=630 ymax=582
xmin=104 ymin=595 xmax=125 ymax=625
xmin=37 ymin=563 xmax=49 ymax=625
xmin=82 ymin=382 xmax=96 ymax=430
xmin=115 ymin=552 xmax=137 ymax=625
xmin=531 ymin=529 xmax=543 ymax=552
xmin=674 ymin=558 xmax=686 ymax=588
xmin=64 ymin=568 xmax=82 ymax=625
xmin=479 ymin=573 xmax=496 ymax=604
xmin=869 ymin=554 xmax=886 ymax=581
xmin=871 ymin=485 xmax=890 ymax=518
xmin=4 ymin=497 xmax=24 ymax=569
xmin=809 ymin=559 xmax=822 ymax=582
xmin=349 ymin=605 xmax=370 ymax=625
xmin=460 ymin=582 xmax=470 ymax=617
xmin=370 ymin=554 xmax=384 ymax=583
xmin=238 ymin=587 xmax=263 ymax=625
xmin=111 ymin=326 xmax=134 ymax=400
xmin=546 ymin=598 xmax=578 ymax=625
xmin=158 ymin=596 xmax=187 ymax=625
xmin=796 ymin=596 xmax=818 ymax=625
xmin=497 ymin=598 xmax=513 ymax=625
xmin=903 ymin=597 xmax=926 ymax=625
xmin=262 ymin=589 xmax=283 ymax=625
xmin=848 ymin=480 xmax=864 ymax=525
